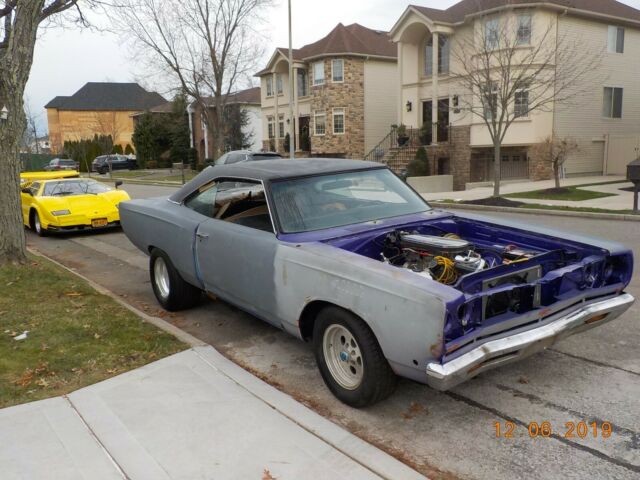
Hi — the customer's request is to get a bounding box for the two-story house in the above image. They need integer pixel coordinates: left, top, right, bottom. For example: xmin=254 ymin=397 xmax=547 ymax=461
xmin=389 ymin=0 xmax=640 ymax=190
xmin=255 ymin=23 xmax=397 ymax=159
xmin=45 ymin=82 xmax=166 ymax=154
xmin=188 ymin=87 xmax=263 ymax=163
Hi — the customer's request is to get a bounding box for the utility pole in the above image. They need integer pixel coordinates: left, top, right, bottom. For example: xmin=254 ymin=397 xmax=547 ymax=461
xmin=288 ymin=0 xmax=295 ymax=160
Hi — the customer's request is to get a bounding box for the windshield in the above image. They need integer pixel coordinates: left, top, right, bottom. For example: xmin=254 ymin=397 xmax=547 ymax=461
xmin=42 ymin=180 xmax=112 ymax=197
xmin=270 ymin=169 xmax=431 ymax=233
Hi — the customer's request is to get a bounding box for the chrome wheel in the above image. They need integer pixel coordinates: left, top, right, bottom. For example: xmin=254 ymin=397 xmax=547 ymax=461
xmin=153 ymin=257 xmax=170 ymax=300
xmin=322 ymin=324 xmax=364 ymax=390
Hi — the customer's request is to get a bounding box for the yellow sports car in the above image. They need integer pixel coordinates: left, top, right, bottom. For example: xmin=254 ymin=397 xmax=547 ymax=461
xmin=20 ymin=173 xmax=130 ymax=236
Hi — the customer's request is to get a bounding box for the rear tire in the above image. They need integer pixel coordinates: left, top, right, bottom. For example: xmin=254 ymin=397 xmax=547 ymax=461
xmin=313 ymin=306 xmax=397 ymax=408
xmin=150 ymin=248 xmax=201 ymax=311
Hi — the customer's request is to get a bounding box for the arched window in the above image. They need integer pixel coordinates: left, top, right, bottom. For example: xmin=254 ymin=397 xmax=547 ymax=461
xmin=424 ymin=35 xmax=450 ymax=76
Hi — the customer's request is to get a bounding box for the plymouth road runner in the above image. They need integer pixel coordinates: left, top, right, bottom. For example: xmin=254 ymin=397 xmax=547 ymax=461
xmin=120 ymin=159 xmax=634 ymax=407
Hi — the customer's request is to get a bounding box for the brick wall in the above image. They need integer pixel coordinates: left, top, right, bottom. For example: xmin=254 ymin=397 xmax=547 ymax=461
xmin=309 ymin=57 xmax=365 ymax=159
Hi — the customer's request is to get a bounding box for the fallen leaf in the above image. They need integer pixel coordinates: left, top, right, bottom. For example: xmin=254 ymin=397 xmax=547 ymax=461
xmin=65 ymin=292 xmax=83 ymax=297
xmin=15 ymin=369 xmax=34 ymax=387
xmin=262 ymin=469 xmax=277 ymax=480
xmin=518 ymin=376 xmax=529 ymax=384
xmin=94 ymin=333 xmax=101 ymax=339
xmin=34 ymin=362 xmax=48 ymax=375
xmin=36 ymin=378 xmax=50 ymax=388
xmin=106 ymin=368 xmax=118 ymax=374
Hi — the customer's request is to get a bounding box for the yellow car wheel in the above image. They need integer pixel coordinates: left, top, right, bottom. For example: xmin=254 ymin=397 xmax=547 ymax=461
xmin=31 ymin=210 xmax=48 ymax=237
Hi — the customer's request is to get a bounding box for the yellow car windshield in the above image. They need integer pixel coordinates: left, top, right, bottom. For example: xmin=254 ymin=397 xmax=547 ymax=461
xmin=42 ymin=180 xmax=112 ymax=197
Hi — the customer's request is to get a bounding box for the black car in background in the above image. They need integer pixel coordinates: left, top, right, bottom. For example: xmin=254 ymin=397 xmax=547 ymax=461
xmin=208 ymin=151 xmax=282 ymax=167
xmin=92 ymin=155 xmax=138 ymax=174
xmin=43 ymin=158 xmax=79 ymax=171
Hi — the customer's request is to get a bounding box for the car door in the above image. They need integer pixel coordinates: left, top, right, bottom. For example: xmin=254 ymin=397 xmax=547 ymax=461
xmin=193 ymin=179 xmax=281 ymax=324
xmin=21 ymin=182 xmax=40 ymax=224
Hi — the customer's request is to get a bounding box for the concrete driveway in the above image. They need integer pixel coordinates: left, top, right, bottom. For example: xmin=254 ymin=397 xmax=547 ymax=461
xmin=26 ymin=183 xmax=640 ymax=480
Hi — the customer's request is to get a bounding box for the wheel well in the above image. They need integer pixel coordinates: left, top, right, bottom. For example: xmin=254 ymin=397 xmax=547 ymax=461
xmin=298 ymin=301 xmax=370 ymax=342
xmin=29 ymin=208 xmax=37 ymax=228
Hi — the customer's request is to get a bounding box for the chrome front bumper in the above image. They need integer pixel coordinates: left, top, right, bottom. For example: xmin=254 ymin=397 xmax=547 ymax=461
xmin=425 ymin=293 xmax=635 ymax=391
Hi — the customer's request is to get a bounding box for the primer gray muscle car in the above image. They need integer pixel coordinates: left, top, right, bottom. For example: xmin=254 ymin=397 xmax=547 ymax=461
xmin=120 ymin=159 xmax=634 ymax=407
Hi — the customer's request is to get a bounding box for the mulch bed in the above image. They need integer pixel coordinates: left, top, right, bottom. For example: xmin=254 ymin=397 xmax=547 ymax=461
xmin=464 ymin=197 xmax=526 ymax=207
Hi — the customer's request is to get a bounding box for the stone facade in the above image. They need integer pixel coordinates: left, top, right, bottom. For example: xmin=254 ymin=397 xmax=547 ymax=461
xmin=528 ymin=144 xmax=554 ymax=181
xmin=449 ymin=126 xmax=472 ymax=191
xmin=309 ymin=57 xmax=365 ymax=159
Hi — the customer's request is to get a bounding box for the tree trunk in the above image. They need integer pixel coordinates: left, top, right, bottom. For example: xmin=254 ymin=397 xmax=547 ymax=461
xmin=492 ymin=142 xmax=502 ymax=197
xmin=0 ymin=0 xmax=44 ymax=265
xmin=554 ymin=162 xmax=561 ymax=189
xmin=0 ymin=97 xmax=28 ymax=266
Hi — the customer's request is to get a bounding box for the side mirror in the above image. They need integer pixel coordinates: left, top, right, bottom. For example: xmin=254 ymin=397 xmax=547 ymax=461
xmin=21 ymin=188 xmax=32 ymax=195
xmin=115 ymin=180 xmax=123 ymax=189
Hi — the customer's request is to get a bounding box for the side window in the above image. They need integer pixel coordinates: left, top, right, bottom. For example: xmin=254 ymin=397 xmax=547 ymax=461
xmin=214 ymin=180 xmax=273 ymax=232
xmin=185 ymin=182 xmax=218 ymax=218
xmin=226 ymin=153 xmax=247 ymax=164
xmin=29 ymin=182 xmax=41 ymax=196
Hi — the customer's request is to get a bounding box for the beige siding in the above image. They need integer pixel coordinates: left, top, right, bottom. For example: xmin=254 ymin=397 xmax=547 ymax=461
xmin=554 ymin=16 xmax=640 ymax=175
xmin=364 ymin=60 xmax=398 ymax=155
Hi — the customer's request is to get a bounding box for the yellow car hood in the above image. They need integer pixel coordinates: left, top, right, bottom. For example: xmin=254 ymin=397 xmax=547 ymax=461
xmin=20 ymin=171 xmax=80 ymax=183
xmin=38 ymin=190 xmax=130 ymax=216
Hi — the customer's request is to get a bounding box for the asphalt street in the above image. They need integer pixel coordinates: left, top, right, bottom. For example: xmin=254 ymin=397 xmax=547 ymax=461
xmin=26 ymin=182 xmax=640 ymax=480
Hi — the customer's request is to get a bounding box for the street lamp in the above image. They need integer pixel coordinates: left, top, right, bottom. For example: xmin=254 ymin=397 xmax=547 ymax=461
xmin=0 ymin=105 xmax=8 ymax=121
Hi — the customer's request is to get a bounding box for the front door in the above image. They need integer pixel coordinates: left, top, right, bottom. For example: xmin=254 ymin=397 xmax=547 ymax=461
xmin=422 ymin=101 xmax=433 ymax=145
xmin=299 ymin=116 xmax=310 ymax=151
xmin=422 ymin=99 xmax=450 ymax=144
xmin=193 ymin=179 xmax=281 ymax=324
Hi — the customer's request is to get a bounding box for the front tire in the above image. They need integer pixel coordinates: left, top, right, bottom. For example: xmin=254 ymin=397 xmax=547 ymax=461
xmin=31 ymin=210 xmax=48 ymax=237
xmin=150 ymin=249 xmax=201 ymax=311
xmin=313 ymin=307 xmax=397 ymax=408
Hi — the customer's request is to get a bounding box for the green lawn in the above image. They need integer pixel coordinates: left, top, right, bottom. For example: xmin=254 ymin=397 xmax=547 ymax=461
xmin=505 ymin=186 xmax=616 ymax=201
xmin=150 ymin=172 xmax=198 ymax=182
xmin=105 ymin=171 xmax=152 ymax=178
xmin=433 ymin=199 xmax=635 ymax=216
xmin=0 ymin=255 xmax=186 ymax=408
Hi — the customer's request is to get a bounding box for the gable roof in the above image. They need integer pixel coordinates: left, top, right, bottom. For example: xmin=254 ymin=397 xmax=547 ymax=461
xmin=191 ymin=86 xmax=261 ymax=110
xmin=411 ymin=0 xmax=640 ymax=25
xmin=256 ymin=23 xmax=396 ymax=76
xmin=45 ymin=82 xmax=167 ymax=111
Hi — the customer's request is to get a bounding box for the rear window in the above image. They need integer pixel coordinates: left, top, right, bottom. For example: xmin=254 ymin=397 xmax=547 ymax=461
xmin=250 ymin=154 xmax=282 ymax=161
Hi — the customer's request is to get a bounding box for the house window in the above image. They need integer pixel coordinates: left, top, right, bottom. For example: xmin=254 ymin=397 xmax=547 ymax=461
xmin=276 ymin=74 xmax=283 ymax=95
xmin=333 ymin=108 xmax=345 ymax=134
xmin=266 ymin=77 xmax=273 ymax=97
xmin=278 ymin=114 xmax=285 ymax=138
xmin=314 ymin=111 xmax=326 ymax=135
xmin=485 ymin=18 xmax=500 ymax=50
xmin=297 ymin=69 xmax=308 ymax=97
xmin=603 ymin=87 xmax=623 ymax=118
xmin=424 ymin=36 xmax=450 ymax=76
xmin=332 ymin=59 xmax=344 ymax=82
xmin=267 ymin=116 xmax=275 ymax=139
xmin=608 ymin=26 xmax=625 ymax=53
xmin=517 ymin=14 xmax=532 ymax=45
xmin=313 ymin=61 xmax=325 ymax=85
xmin=514 ymin=90 xmax=529 ymax=118
xmin=482 ymin=83 xmax=498 ymax=121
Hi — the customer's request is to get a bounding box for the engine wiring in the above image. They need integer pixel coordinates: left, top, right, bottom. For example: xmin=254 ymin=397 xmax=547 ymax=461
xmin=434 ymin=256 xmax=458 ymax=285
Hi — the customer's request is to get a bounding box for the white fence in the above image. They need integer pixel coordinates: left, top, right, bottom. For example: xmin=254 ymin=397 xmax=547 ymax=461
xmin=605 ymin=134 xmax=640 ymax=175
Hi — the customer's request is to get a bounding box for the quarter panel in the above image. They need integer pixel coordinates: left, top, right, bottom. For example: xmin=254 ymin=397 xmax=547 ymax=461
xmin=273 ymin=241 xmax=454 ymax=376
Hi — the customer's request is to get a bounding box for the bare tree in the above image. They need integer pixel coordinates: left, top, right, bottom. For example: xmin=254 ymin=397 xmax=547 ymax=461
xmin=23 ymin=99 xmax=41 ymax=153
xmin=109 ymin=0 xmax=271 ymax=162
xmin=529 ymin=134 xmax=579 ymax=190
xmin=0 ymin=0 xmax=91 ymax=265
xmin=450 ymin=11 xmax=603 ymax=197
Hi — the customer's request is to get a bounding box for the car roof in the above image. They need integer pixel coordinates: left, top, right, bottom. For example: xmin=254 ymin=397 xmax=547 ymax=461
xmin=170 ymin=158 xmax=385 ymax=203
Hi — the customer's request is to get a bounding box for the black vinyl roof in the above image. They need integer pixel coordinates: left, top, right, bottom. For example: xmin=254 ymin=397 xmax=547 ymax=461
xmin=45 ymin=83 xmax=166 ymax=111
xmin=169 ymin=158 xmax=384 ymax=203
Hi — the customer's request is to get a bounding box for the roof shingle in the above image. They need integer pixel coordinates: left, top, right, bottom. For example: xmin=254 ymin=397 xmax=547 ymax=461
xmin=412 ymin=0 xmax=640 ymax=24
xmin=45 ymin=82 xmax=167 ymax=111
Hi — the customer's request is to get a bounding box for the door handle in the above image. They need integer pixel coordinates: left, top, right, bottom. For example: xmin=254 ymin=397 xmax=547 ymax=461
xmin=196 ymin=232 xmax=209 ymax=240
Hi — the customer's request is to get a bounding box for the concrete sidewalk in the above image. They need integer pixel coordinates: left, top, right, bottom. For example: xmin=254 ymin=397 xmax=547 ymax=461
xmin=422 ymin=175 xmax=628 ymax=202
xmin=0 ymin=346 xmax=425 ymax=480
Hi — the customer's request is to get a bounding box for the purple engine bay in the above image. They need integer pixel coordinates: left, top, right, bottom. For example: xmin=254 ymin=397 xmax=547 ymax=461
xmin=320 ymin=214 xmax=633 ymax=358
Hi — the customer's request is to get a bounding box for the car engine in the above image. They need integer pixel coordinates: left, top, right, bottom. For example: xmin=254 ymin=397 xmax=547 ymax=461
xmin=380 ymin=231 xmax=535 ymax=285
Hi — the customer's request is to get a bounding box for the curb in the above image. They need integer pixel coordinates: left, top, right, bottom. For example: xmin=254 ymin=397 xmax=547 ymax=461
xmin=27 ymin=247 xmax=206 ymax=348
xmin=27 ymin=247 xmax=427 ymax=480
xmin=431 ymin=202 xmax=640 ymax=222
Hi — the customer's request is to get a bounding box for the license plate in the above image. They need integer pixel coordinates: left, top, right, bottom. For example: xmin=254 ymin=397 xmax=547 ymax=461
xmin=92 ymin=218 xmax=108 ymax=228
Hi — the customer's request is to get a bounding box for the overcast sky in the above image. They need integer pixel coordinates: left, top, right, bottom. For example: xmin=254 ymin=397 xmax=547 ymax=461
xmin=26 ymin=0 xmax=640 ymax=133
